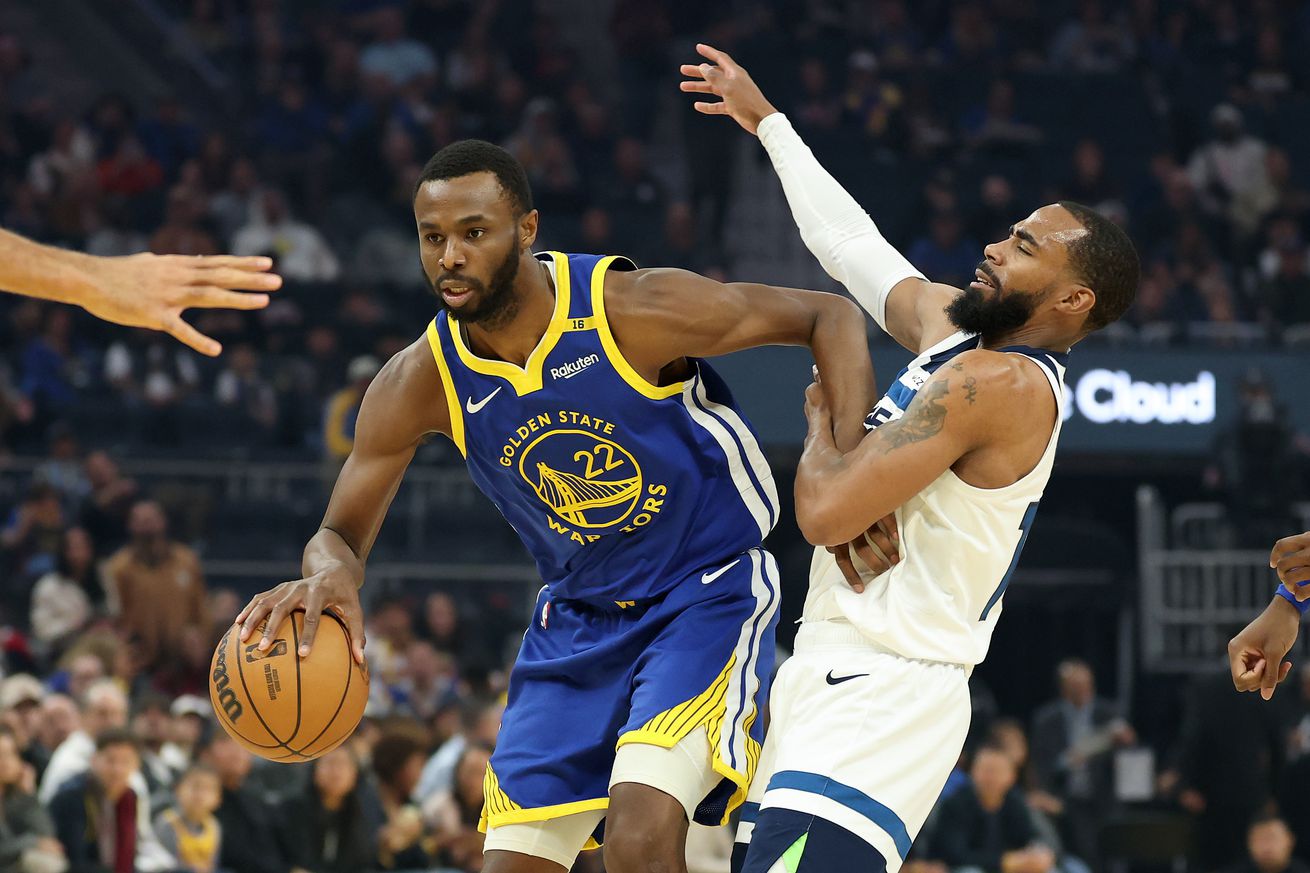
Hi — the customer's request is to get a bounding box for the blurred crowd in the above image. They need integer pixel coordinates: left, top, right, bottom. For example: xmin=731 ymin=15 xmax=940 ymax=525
xmin=1 ymin=0 xmax=1310 ymax=871
xmin=0 ymin=0 xmax=1309 ymax=457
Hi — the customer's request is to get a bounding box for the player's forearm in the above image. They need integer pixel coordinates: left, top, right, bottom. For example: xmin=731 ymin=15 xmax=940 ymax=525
xmin=808 ymin=295 xmax=877 ymax=453
xmin=0 ymin=228 xmax=99 ymax=308
xmin=756 ymin=114 xmax=925 ymax=330
xmin=303 ymin=527 xmax=366 ymax=588
xmin=795 ymin=429 xmax=866 ymax=546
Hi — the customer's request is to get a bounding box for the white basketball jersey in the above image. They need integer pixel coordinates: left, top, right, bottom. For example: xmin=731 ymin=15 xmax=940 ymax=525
xmin=801 ymin=331 xmax=1067 ymax=667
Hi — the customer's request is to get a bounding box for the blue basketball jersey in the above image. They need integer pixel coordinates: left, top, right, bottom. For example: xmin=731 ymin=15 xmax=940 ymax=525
xmin=425 ymin=252 xmax=779 ymax=605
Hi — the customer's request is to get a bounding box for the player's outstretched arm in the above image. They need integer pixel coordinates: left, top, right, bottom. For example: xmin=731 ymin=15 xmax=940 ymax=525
xmin=680 ymin=43 xmax=956 ymax=354
xmin=1228 ymin=597 xmax=1299 ymax=699
xmin=235 ymin=338 xmax=451 ymax=662
xmin=609 ymin=267 xmax=876 ymax=452
xmin=1227 ymin=531 xmax=1310 ymax=698
xmin=794 ymin=350 xmax=1045 ymax=545
xmin=0 ymin=227 xmax=282 ymax=356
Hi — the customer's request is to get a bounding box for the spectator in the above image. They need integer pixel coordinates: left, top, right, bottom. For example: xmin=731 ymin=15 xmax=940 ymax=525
xmin=415 ymin=695 xmax=502 ymax=804
xmin=283 ymin=748 xmax=378 ymax=873
xmin=199 ymin=732 xmax=293 ymax=873
xmin=1164 ymin=669 xmax=1287 ymax=868
xmin=102 ymin=500 xmax=208 ymax=671
xmin=164 ymin=697 xmax=208 ymax=768
xmin=792 ymin=58 xmax=841 ymax=133
xmin=59 ymin=655 xmax=105 ymax=707
xmin=79 ymin=452 xmax=138 ymax=557
xmin=1188 ymin=105 xmax=1277 ymax=242
xmin=842 ymin=50 xmax=903 ymax=149
xmin=1060 ymin=140 xmax=1122 ymax=217
xmin=148 ymin=187 xmax=218 ymax=258
xmin=1030 ymin=660 xmax=1135 ymax=869
xmin=34 ymin=423 xmax=89 ymax=512
xmin=970 ymin=175 xmax=1019 ymax=251
xmin=95 ymin=134 xmax=164 ymax=201
xmin=153 ymin=764 xmax=222 ymax=873
xmin=213 ymin=343 xmax=278 ymax=438
xmin=359 ymin=6 xmax=438 ymax=89
xmin=30 ymin=527 xmax=95 ymax=658
xmin=1049 ymin=0 xmax=1136 ymax=72
xmin=391 ymin=641 xmax=454 ymax=723
xmin=131 ymin=693 xmax=180 ymax=809
xmin=1224 ymin=814 xmax=1308 ymax=873
xmin=0 ymin=724 xmax=64 ymax=873
xmin=933 ymin=743 xmax=1057 ymax=873
xmin=232 ymin=191 xmax=340 ymax=282
xmin=960 ymin=80 xmax=1044 ymax=154
xmin=36 ymin=696 xmax=79 ymax=774
xmin=1 ymin=483 xmax=66 ymax=591
xmin=322 ymin=355 xmax=378 ymax=464
xmin=908 ymin=213 xmax=981 ymax=289
xmin=1260 ymin=239 xmax=1310 ymax=328
xmin=425 ymin=743 xmax=490 ymax=873
xmin=49 ymin=728 xmax=174 ymax=873
xmin=0 ymin=675 xmax=50 ymax=780
xmin=372 ymin=731 xmax=433 ymax=871
xmin=39 ymin=680 xmax=132 ymax=805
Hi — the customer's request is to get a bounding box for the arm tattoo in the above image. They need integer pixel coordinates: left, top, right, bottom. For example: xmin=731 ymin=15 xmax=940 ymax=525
xmin=872 ymin=379 xmax=950 ymax=452
xmin=963 ymin=376 xmax=978 ymax=405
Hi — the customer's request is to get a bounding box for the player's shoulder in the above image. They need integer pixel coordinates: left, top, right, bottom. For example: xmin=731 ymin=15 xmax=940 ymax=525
xmin=931 ymin=348 xmax=1052 ymax=415
xmin=359 ymin=332 xmax=449 ymax=437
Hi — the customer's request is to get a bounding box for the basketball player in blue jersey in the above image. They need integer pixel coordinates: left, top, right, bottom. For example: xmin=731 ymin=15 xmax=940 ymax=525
xmin=683 ymin=45 xmax=1140 ymax=873
xmin=233 ymin=139 xmax=877 ymax=873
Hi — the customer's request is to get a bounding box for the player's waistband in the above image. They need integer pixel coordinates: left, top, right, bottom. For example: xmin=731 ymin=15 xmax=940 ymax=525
xmin=794 ymin=620 xmax=969 ymax=671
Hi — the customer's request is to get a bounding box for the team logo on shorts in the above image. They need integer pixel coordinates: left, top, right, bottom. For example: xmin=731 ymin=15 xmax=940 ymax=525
xmin=519 ymin=429 xmax=643 ymax=529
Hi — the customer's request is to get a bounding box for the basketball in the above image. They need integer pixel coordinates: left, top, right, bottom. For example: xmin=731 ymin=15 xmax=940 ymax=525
xmin=209 ymin=610 xmax=369 ymax=762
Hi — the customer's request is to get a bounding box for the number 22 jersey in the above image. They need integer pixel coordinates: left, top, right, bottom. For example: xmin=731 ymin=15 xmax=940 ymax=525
xmin=426 ymin=251 xmax=779 ymax=605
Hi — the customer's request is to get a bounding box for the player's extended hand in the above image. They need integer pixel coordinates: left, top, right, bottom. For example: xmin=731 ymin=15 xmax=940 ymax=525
xmin=829 ymin=514 xmax=900 ymax=593
xmin=235 ymin=568 xmax=366 ymax=664
xmin=79 ymin=253 xmax=281 ymax=356
xmin=1272 ymin=531 xmax=1310 ymax=595
xmin=679 ymin=43 xmax=779 ymax=135
xmin=1228 ymin=595 xmax=1301 ymax=699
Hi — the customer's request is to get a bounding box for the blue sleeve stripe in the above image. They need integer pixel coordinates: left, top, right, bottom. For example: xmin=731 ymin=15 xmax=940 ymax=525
xmin=765 ymin=770 xmax=912 ymax=859
xmin=740 ymin=801 xmax=760 ymax=823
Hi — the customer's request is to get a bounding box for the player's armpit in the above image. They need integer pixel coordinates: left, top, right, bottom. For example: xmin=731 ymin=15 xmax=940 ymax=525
xmin=879 ymin=277 xmax=961 ymax=354
xmin=795 ymin=350 xmax=1017 ymax=546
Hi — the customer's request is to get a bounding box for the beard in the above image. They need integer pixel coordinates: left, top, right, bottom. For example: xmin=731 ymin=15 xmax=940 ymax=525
xmin=432 ymin=244 xmax=522 ymax=329
xmin=944 ymin=261 xmax=1041 ymax=342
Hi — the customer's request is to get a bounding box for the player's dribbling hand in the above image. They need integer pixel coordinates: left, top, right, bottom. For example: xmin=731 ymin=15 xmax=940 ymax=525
xmin=1228 ymin=595 xmax=1300 ymax=699
xmin=829 ymin=514 xmax=900 ymax=593
xmin=235 ymin=569 xmax=367 ymax=664
xmin=679 ymin=43 xmax=779 ymax=135
xmin=1271 ymin=531 xmax=1310 ymax=596
xmin=80 ymin=253 xmax=281 ymax=356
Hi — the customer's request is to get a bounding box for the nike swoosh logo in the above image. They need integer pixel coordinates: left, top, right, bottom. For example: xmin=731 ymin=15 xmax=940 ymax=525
xmin=826 ymin=671 xmax=869 ymax=686
xmin=701 ymin=559 xmax=740 ymax=585
xmin=466 ymin=386 xmax=502 ymax=414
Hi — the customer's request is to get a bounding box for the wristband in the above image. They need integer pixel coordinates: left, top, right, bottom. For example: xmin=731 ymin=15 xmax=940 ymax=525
xmin=1275 ymin=584 xmax=1310 ymax=614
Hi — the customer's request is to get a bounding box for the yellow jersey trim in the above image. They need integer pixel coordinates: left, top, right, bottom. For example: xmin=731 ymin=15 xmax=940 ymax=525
xmin=426 ymin=320 xmax=466 ymax=456
xmin=613 ymin=655 xmax=760 ymax=826
xmin=449 ymin=251 xmax=570 ymax=396
xmin=590 ymin=256 xmax=685 ymax=400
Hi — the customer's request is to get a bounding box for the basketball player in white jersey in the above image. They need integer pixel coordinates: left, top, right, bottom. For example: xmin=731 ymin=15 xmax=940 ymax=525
xmin=682 ymin=45 xmax=1140 ymax=873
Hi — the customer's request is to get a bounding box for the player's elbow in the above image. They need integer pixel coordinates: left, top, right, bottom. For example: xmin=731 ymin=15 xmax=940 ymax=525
xmin=794 ymin=489 xmax=859 ymax=547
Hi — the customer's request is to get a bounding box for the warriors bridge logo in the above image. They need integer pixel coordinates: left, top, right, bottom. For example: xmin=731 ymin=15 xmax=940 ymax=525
xmin=498 ymin=410 xmax=669 ymax=543
xmin=522 ymin=429 xmax=642 ymax=529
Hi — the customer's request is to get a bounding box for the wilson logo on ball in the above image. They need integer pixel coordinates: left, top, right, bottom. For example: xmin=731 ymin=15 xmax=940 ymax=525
xmin=211 ymin=629 xmax=244 ymax=722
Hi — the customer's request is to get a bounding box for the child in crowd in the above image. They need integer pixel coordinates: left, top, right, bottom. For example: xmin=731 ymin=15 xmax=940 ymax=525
xmin=154 ymin=764 xmax=222 ymax=873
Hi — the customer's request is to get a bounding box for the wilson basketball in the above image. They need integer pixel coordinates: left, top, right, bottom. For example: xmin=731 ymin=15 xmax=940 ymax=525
xmin=209 ymin=610 xmax=369 ymax=762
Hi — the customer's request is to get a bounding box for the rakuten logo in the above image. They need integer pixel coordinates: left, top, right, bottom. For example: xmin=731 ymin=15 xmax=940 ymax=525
xmin=1065 ymin=369 xmax=1216 ymax=425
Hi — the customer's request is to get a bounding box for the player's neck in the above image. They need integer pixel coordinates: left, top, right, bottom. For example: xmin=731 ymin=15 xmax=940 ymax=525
xmin=981 ymin=324 xmax=1069 ymax=353
xmin=463 ymin=257 xmax=556 ymax=367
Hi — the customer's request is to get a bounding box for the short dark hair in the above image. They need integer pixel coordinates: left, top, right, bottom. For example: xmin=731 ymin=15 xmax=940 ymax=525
xmin=1250 ymin=810 xmax=1289 ymax=831
xmin=1057 ymin=201 xmax=1139 ymax=332
xmin=414 ymin=140 xmax=533 ymax=215
xmin=371 ymin=731 xmax=426 ymax=788
xmin=95 ymin=727 xmax=139 ymax=754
